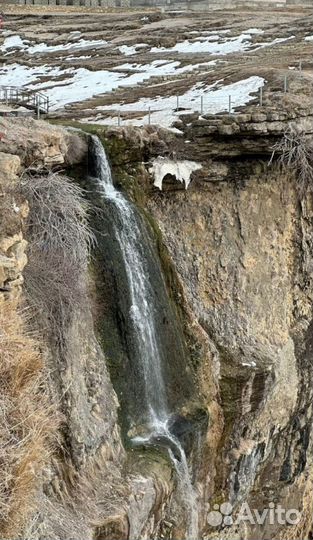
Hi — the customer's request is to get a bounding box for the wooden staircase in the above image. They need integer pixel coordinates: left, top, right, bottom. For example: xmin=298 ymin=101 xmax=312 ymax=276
xmin=0 ymin=86 xmax=50 ymax=114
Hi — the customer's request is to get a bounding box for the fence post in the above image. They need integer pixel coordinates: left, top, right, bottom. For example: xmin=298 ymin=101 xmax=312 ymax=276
xmin=4 ymin=88 xmax=8 ymax=106
xmin=284 ymin=75 xmax=288 ymax=93
xmin=148 ymin=107 xmax=151 ymax=125
xmin=36 ymin=97 xmax=40 ymax=120
xmin=200 ymin=95 xmax=204 ymax=115
xmin=118 ymin=111 xmax=121 ymax=126
xmin=176 ymin=95 xmax=179 ymax=110
xmin=299 ymin=60 xmax=302 ymax=73
xmin=228 ymin=95 xmax=231 ymax=114
xmin=259 ymin=86 xmax=263 ymax=107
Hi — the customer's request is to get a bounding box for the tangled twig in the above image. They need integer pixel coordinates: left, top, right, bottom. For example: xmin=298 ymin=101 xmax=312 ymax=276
xmin=21 ymin=172 xmax=95 ymax=349
xmin=270 ymin=129 xmax=313 ymax=193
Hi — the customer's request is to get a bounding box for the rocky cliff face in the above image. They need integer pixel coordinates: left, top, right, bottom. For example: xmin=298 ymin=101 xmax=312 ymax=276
xmin=0 ymin=104 xmax=313 ymax=540
xmin=146 ymin=155 xmax=312 ymax=540
xmin=0 ymin=118 xmax=172 ymax=540
xmin=91 ymin=97 xmax=313 ymax=539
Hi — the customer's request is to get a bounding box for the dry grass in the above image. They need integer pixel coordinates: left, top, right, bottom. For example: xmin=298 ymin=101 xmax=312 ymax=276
xmin=0 ymin=298 xmax=58 ymax=538
xmin=5 ymin=171 xmax=127 ymax=539
xmin=22 ymin=447 xmax=130 ymax=540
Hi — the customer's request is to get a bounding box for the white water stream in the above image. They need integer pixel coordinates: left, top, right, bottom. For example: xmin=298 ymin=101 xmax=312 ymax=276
xmin=91 ymin=135 xmax=198 ymax=540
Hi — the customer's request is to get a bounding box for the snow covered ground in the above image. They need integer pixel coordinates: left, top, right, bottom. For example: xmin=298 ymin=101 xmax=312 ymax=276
xmin=149 ymin=29 xmax=294 ymax=55
xmin=0 ymin=34 xmax=107 ymax=55
xmin=113 ymin=28 xmax=294 ymax=58
xmin=82 ymin=76 xmax=265 ymax=129
xmin=0 ymin=57 xmax=264 ymax=125
xmin=150 ymin=30 xmax=263 ymax=55
xmin=0 ymin=29 xmax=294 ymax=59
xmin=0 ymin=59 xmax=216 ymax=110
xmin=117 ymin=44 xmax=149 ymax=56
xmin=0 ymin=16 xmax=298 ymax=128
xmin=0 ymin=63 xmax=68 ymax=87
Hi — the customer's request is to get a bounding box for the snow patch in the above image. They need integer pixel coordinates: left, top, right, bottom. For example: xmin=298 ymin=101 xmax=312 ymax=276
xmin=149 ymin=157 xmax=202 ymax=190
xmin=27 ymin=37 xmax=107 ymax=54
xmin=254 ymin=35 xmax=295 ymax=50
xmin=150 ymin=30 xmax=293 ymax=56
xmin=246 ymin=28 xmax=264 ymax=35
xmin=0 ymin=35 xmax=28 ymax=51
xmin=0 ymin=63 xmax=67 ymax=87
xmin=118 ymin=43 xmax=149 ymax=56
xmin=94 ymin=76 xmax=265 ymax=129
xmin=304 ymin=35 xmax=313 ymax=41
xmin=64 ymin=54 xmax=92 ymax=61
xmin=151 ymin=32 xmax=254 ymax=55
xmin=0 ymin=59 xmax=216 ymax=110
xmin=0 ymin=35 xmax=107 ymax=55
xmin=112 ymin=59 xmax=216 ymax=74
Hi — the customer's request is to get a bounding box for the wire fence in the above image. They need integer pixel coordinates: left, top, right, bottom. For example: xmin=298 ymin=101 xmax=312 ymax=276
xmin=113 ymin=69 xmax=303 ymax=127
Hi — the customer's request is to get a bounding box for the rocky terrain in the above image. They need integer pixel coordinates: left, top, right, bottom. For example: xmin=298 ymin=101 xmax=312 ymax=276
xmin=0 ymin=4 xmax=313 ymax=540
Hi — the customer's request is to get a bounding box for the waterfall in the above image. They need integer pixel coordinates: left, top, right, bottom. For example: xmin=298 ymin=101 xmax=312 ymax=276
xmin=90 ymin=135 xmax=198 ymax=540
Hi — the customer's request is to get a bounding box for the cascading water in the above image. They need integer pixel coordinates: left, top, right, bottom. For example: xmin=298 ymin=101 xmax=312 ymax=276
xmin=89 ymin=135 xmax=198 ymax=540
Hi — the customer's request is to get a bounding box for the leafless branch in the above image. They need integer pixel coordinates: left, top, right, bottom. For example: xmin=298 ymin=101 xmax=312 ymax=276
xmin=21 ymin=172 xmax=95 ymax=348
xmin=270 ymin=129 xmax=313 ymax=193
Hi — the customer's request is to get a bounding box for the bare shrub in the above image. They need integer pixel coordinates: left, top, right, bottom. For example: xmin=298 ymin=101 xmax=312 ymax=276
xmin=21 ymin=172 xmax=95 ymax=347
xmin=21 ymin=172 xmax=93 ymax=265
xmin=270 ymin=129 xmax=313 ymax=193
xmin=0 ymin=299 xmax=58 ymax=538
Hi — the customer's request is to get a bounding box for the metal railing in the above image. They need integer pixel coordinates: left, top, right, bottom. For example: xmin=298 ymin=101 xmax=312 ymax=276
xmin=0 ymin=86 xmax=49 ymax=116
